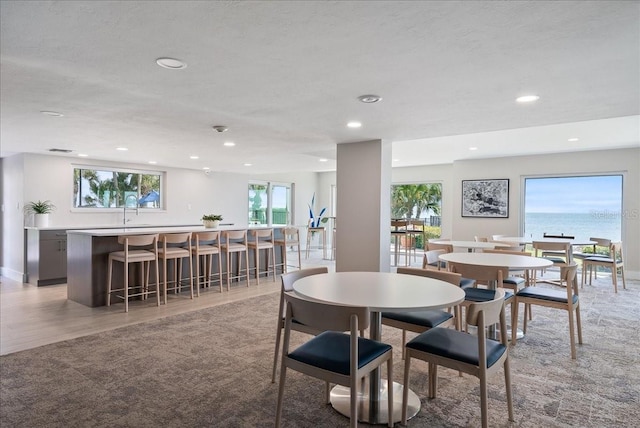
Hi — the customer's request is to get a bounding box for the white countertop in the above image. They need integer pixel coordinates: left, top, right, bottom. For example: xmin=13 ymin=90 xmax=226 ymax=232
xmin=25 ymin=223 xmax=203 ymax=231
xmin=66 ymin=224 xmax=273 ymax=236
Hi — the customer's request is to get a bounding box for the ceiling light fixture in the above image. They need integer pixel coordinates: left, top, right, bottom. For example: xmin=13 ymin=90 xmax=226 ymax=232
xmin=78 ymin=154 xmax=88 ymax=157
xmin=212 ymin=125 xmax=228 ymax=133
xmin=469 ymin=147 xmax=478 ymax=151
xmin=347 ymin=121 xmax=362 ymax=128
xmin=190 ymin=155 xmax=199 ymax=159
xmin=516 ymin=95 xmax=540 ymax=103
xmin=41 ymin=111 xmax=64 ymax=117
xmin=319 ymin=158 xmax=328 ymax=162
xmin=358 ymin=94 xmax=382 ymax=103
xmin=568 ymin=137 xmax=579 ymax=142
xmin=116 ymin=147 xmax=128 ymax=151
xmin=202 ymin=167 xmax=210 ymax=170
xmin=156 ymin=57 xmax=187 ymax=70
xmin=223 ymin=141 xmax=235 ymax=147
xmin=148 ymin=160 xmax=157 ymax=164
xmin=244 ymin=163 xmax=252 ymax=167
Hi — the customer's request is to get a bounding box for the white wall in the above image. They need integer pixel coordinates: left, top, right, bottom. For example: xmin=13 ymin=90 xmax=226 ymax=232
xmin=318 ymin=148 xmax=640 ymax=278
xmin=0 ymin=153 xmax=319 ymax=280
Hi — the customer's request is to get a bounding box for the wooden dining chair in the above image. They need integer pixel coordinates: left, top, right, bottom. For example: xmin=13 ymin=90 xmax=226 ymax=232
xmin=382 ymin=267 xmax=459 ymax=359
xmin=271 ymin=267 xmax=328 ymax=383
xmin=512 ymin=264 xmax=582 ymax=359
xmin=275 ymin=292 xmax=394 ymax=428
xmin=401 ymin=288 xmax=514 ymax=428
xmin=581 ymin=242 xmax=626 ymax=293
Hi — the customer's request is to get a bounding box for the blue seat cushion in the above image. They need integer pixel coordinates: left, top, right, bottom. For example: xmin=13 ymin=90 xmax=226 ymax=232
xmin=381 ymin=310 xmax=453 ymax=328
xmin=503 ymin=276 xmax=525 ymax=286
xmin=406 ymin=327 xmax=507 ymax=368
xmin=427 ymin=261 xmax=448 ymax=270
xmin=516 ymin=287 xmax=577 ymax=304
xmin=288 ymin=331 xmax=392 ymax=375
xmin=584 ymin=256 xmax=619 ymax=263
xmin=460 ymin=277 xmax=476 ymax=289
xmin=464 ymin=288 xmax=513 ymax=302
xmin=543 ymin=256 xmax=567 ymax=264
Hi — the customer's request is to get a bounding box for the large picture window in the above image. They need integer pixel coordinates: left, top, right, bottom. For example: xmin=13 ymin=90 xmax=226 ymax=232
xmin=73 ymin=166 xmax=163 ymax=209
xmin=523 ymin=175 xmax=623 ymax=241
xmin=248 ymin=182 xmax=292 ymax=226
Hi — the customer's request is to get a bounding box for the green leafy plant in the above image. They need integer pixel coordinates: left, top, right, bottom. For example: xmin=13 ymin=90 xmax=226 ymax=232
xmin=24 ymin=200 xmax=56 ymax=214
xmin=201 ymin=214 xmax=223 ymax=221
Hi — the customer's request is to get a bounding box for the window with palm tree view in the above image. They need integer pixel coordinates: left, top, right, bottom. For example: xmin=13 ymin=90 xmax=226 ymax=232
xmin=73 ymin=167 xmax=162 ymax=209
xmin=391 ymin=183 xmax=443 ymax=249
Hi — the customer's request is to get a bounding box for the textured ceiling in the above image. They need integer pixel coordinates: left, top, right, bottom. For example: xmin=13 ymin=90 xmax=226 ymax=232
xmin=1 ymin=1 xmax=638 ymax=173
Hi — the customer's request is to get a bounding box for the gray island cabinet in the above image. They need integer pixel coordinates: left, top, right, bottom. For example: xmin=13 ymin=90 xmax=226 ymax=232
xmin=25 ymin=228 xmax=68 ymax=286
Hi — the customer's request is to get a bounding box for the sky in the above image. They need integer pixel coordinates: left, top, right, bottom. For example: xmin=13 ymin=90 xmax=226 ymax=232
xmin=525 ymin=175 xmax=623 ymax=213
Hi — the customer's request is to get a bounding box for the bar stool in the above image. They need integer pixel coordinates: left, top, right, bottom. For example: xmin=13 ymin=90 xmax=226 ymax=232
xmin=305 ymin=220 xmax=326 ymax=259
xmin=158 ymin=232 xmax=194 ymax=304
xmin=191 ymin=231 xmax=223 ymax=294
xmin=106 ymin=233 xmax=160 ymax=312
xmin=221 ymin=230 xmax=250 ymax=290
xmin=248 ymin=228 xmax=276 ymax=285
xmin=274 ymin=227 xmax=301 ymax=273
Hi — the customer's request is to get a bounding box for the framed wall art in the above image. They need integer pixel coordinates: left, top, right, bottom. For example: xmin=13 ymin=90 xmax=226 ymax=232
xmin=461 ymin=179 xmax=509 ymax=218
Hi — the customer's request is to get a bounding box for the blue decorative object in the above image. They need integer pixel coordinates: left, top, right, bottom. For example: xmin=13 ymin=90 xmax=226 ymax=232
xmin=308 ymin=193 xmax=328 ymax=228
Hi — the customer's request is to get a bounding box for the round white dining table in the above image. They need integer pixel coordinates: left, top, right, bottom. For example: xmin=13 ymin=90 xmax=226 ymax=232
xmin=430 ymin=239 xmax=511 ymax=252
xmin=293 ymin=271 xmax=465 ymax=425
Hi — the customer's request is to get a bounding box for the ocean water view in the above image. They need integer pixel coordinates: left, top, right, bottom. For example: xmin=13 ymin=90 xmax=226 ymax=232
xmin=524 ymin=212 xmax=622 ymax=242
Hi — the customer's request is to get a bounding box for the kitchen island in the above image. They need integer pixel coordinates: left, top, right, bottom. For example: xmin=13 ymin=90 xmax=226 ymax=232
xmin=66 ymin=225 xmax=275 ymax=307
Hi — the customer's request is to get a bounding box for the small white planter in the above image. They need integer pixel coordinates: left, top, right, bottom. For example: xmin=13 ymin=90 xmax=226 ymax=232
xmin=34 ymin=213 xmax=49 ymax=228
xmin=203 ymin=220 xmax=220 ymax=229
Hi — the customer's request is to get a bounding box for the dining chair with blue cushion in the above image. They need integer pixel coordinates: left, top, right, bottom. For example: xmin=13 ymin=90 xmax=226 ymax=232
xmin=271 ymin=267 xmax=328 ymax=383
xmin=401 ymin=288 xmax=514 ymax=428
xmin=513 ymin=263 xmax=583 ymax=358
xmin=581 ymin=241 xmax=625 ymax=293
xmin=382 ymin=267 xmax=459 ymax=359
xmin=275 ymin=292 xmax=394 ymax=428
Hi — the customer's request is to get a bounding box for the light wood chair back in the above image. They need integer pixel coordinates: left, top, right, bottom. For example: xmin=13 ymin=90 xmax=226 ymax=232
xmin=422 ymin=249 xmax=446 ymax=270
xmin=274 ymin=227 xmax=301 ymax=273
xmin=271 ymin=267 xmax=329 ymax=383
xmin=248 ymin=228 xmax=276 ymax=285
xmin=222 ymin=230 xmax=250 ymax=289
xmin=191 ymin=231 xmax=222 ymax=294
xmin=158 ymin=232 xmax=194 ymax=304
xmin=581 ymin=241 xmax=626 ymax=293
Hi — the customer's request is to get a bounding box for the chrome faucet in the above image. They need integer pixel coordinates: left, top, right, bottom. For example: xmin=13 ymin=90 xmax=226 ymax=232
xmin=123 ymin=194 xmax=139 ymax=225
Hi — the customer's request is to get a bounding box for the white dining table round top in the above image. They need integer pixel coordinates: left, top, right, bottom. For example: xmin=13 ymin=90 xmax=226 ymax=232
xmin=292 ymin=271 xmax=465 ymax=313
xmin=438 ymin=252 xmax=554 ymax=270
xmin=430 ymin=240 xmax=510 ymax=249
xmin=498 ymin=237 xmax=596 ymax=246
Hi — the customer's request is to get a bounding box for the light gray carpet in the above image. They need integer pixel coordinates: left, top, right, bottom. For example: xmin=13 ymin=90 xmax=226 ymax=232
xmin=1 ymin=275 xmax=638 ymax=427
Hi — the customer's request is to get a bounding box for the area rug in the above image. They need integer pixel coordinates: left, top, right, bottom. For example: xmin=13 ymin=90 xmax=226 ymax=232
xmin=1 ymin=277 xmax=638 ymax=427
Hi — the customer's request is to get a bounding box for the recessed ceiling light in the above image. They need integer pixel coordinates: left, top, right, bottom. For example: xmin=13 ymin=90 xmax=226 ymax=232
xmin=516 ymin=95 xmax=540 ymax=103
xmin=568 ymin=138 xmax=579 ymax=142
xmin=190 ymin=155 xmax=199 ymax=159
xmin=202 ymin=167 xmax=210 ymax=170
xmin=393 ymin=159 xmax=400 ymax=162
xmin=78 ymin=153 xmax=88 ymax=157
xmin=224 ymin=141 xmax=235 ymax=147
xmin=347 ymin=121 xmax=362 ymax=128
xmin=358 ymin=94 xmax=382 ymax=103
xmin=148 ymin=160 xmax=157 ymax=164
xmin=116 ymin=147 xmax=128 ymax=151
xmin=319 ymin=158 xmax=328 ymax=162
xmin=156 ymin=57 xmax=187 ymax=70
xmin=469 ymin=147 xmax=478 ymax=151
xmin=244 ymin=163 xmax=252 ymax=167
xmin=40 ymin=111 xmax=64 ymax=117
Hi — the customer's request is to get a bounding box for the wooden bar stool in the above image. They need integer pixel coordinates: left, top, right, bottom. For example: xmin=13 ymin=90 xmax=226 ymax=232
xmin=248 ymin=228 xmax=276 ymax=285
xmin=274 ymin=227 xmax=301 ymax=273
xmin=305 ymin=220 xmax=326 ymax=259
xmin=221 ymin=230 xmax=250 ymax=290
xmin=191 ymin=231 xmax=223 ymax=294
xmin=158 ymin=232 xmax=194 ymax=304
xmin=106 ymin=233 xmax=160 ymax=312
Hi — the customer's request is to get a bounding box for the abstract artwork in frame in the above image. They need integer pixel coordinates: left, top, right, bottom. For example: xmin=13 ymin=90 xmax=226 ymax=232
xmin=461 ymin=179 xmax=509 ymax=218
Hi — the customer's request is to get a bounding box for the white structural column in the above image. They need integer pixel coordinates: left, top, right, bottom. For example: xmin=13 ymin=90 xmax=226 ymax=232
xmin=336 ymin=139 xmax=392 ymax=272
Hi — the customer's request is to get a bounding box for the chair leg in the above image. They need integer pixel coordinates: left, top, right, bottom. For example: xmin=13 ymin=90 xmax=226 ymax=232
xmin=255 ymin=248 xmax=260 ymax=285
xmin=504 ymin=357 xmax=514 ymax=422
xmin=576 ymin=306 xmax=583 ymax=345
xmin=480 ymin=372 xmax=488 ymax=428
xmin=402 ymin=351 xmax=411 ymax=425
xmin=271 ymin=324 xmax=283 ymax=384
xmin=275 ymin=364 xmax=287 ymax=428
xmin=401 ymin=329 xmax=407 ymax=360
xmin=429 ymin=362 xmax=438 ymax=398
xmin=568 ymin=305 xmax=577 ymax=359
xmin=511 ymin=301 xmax=519 ymax=344
xmin=106 ymin=257 xmax=113 ymax=306
xmin=124 ymin=259 xmax=129 ymax=313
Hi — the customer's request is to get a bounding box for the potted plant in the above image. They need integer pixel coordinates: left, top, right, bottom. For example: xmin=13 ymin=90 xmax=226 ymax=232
xmin=201 ymin=214 xmax=223 ymax=228
xmin=24 ymin=200 xmax=56 ymax=228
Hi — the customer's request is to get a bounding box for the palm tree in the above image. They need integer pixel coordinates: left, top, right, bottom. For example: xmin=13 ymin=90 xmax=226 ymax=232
xmin=391 ymin=183 xmax=442 ymax=219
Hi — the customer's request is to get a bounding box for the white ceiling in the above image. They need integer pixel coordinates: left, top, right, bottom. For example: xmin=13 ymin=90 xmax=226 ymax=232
xmin=1 ymin=1 xmax=638 ymax=174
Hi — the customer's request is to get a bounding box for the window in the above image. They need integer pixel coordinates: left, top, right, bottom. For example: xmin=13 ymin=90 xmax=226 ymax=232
xmin=73 ymin=167 xmax=163 ymax=209
xmin=391 ymin=183 xmax=443 ymax=241
xmin=523 ymin=175 xmax=623 ymax=241
xmin=248 ymin=182 xmax=292 ymax=225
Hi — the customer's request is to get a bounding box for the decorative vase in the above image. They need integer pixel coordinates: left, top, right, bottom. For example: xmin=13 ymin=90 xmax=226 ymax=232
xmin=34 ymin=213 xmax=49 ymax=228
xmin=204 ymin=220 xmax=220 ymax=229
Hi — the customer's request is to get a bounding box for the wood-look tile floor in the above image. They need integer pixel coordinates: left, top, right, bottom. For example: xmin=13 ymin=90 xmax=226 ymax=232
xmin=0 ymin=247 xmax=425 ymax=356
